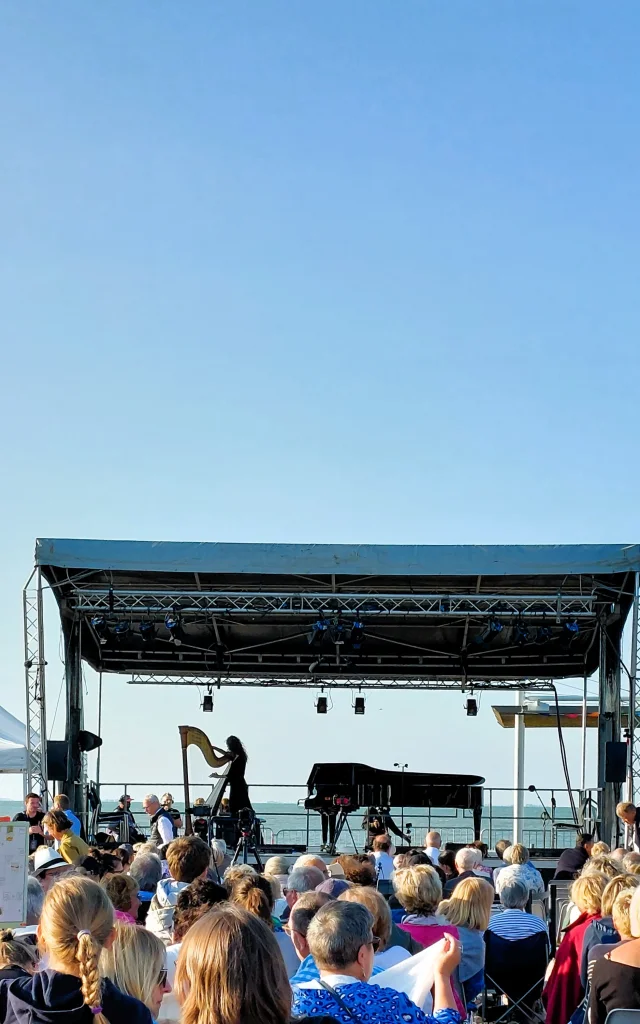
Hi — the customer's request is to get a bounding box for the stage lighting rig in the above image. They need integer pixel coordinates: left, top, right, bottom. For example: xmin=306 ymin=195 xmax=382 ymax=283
xmin=308 ymin=618 xmax=330 ymax=647
xmin=475 ymin=617 xmax=503 ymax=645
xmin=513 ymin=620 xmax=530 ymax=645
xmin=139 ymin=621 xmax=157 ymax=643
xmin=91 ymin=616 xmax=110 ymax=646
xmin=350 ymin=620 xmax=365 ymax=650
xmin=536 ymin=624 xmax=552 ymax=644
xmin=465 ymin=698 xmax=478 ymax=717
xmin=113 ymin=621 xmax=131 ymax=643
xmin=202 ymin=685 xmax=213 ymax=712
xmin=564 ymin=619 xmax=580 ymax=641
xmin=316 ymin=696 xmax=328 ymax=714
xmin=353 ymin=696 xmax=365 ymax=715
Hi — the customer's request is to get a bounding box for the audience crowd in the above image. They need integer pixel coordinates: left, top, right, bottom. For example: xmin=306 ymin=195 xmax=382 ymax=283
xmin=5 ymin=792 xmax=640 ymax=1024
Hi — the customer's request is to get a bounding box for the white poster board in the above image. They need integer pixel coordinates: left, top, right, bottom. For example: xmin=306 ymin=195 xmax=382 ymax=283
xmin=0 ymin=822 xmax=29 ymax=927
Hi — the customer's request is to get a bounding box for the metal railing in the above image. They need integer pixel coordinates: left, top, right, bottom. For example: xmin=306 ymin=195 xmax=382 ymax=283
xmin=96 ymin=781 xmax=598 ymax=850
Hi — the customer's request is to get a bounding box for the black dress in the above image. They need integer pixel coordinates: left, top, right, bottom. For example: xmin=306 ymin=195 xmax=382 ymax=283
xmin=589 ymin=955 xmax=640 ymax=1024
xmin=227 ymin=753 xmax=252 ymax=815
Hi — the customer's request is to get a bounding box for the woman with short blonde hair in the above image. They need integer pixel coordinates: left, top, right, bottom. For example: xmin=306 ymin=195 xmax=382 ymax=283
xmin=591 ymin=841 xmax=611 ymax=857
xmin=438 ymin=877 xmax=493 ymax=988
xmin=101 ymin=922 xmax=170 ymax=1021
xmin=582 ymin=857 xmax=620 ymax=880
xmin=175 ymin=904 xmax=292 ymax=1024
xmin=392 ymin=865 xmax=443 ymax=918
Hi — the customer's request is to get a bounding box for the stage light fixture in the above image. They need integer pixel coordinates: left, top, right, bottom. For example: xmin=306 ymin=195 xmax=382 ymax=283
xmin=308 ymin=618 xmax=330 ymax=647
xmin=354 ymin=696 xmax=365 ymax=715
xmin=309 ymin=658 xmax=326 ymax=674
xmin=91 ymin=616 xmax=110 ymax=646
xmin=350 ymin=621 xmax=365 ymax=650
xmin=202 ymin=693 xmax=214 ymax=712
xmin=475 ymin=617 xmax=503 ymax=644
xmin=165 ymin=612 xmax=183 ymax=646
xmin=113 ymin=621 xmax=131 ymax=643
xmin=536 ymin=625 xmax=552 ymax=644
xmin=139 ymin=621 xmax=156 ymax=643
xmin=513 ymin=621 xmax=530 ymax=645
xmin=465 ymin=698 xmax=478 ymax=717
xmin=316 ymin=696 xmax=328 ymax=714
xmin=564 ymin=619 xmax=580 ymax=641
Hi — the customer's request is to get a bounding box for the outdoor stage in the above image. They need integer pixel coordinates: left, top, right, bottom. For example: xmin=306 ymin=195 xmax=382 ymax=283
xmin=23 ymin=539 xmax=640 ymax=846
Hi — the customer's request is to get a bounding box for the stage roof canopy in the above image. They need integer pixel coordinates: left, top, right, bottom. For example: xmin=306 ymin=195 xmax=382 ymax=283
xmin=36 ymin=540 xmax=638 ymax=686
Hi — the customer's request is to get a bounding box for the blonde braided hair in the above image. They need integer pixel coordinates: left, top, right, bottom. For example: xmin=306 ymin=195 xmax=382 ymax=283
xmin=40 ymin=876 xmax=112 ymax=1024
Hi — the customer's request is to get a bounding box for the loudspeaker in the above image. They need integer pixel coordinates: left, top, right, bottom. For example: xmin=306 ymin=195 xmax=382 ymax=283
xmin=78 ymin=730 xmax=102 ymax=753
xmin=605 ymin=741 xmax=627 ymax=784
xmin=46 ymin=740 xmax=69 ymax=784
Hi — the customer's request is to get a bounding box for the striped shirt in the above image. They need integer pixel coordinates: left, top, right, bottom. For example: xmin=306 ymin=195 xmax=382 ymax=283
xmin=486 ymin=909 xmax=549 ymax=942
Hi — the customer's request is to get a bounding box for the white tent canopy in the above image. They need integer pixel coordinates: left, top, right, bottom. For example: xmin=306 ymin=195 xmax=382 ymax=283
xmin=0 ymin=706 xmax=28 ymax=773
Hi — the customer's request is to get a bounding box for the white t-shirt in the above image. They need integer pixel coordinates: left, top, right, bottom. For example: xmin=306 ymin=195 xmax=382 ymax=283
xmin=373 ymin=851 xmax=395 ymax=879
xmin=424 ymin=846 xmax=440 ymax=866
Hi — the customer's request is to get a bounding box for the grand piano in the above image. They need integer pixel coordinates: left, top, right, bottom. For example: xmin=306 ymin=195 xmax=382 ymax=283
xmin=305 ymin=762 xmax=484 ymax=846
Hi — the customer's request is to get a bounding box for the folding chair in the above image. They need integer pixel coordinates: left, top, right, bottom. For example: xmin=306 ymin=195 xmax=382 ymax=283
xmin=480 ymin=930 xmax=549 ymax=1024
xmin=605 ymin=1013 xmax=640 ymax=1024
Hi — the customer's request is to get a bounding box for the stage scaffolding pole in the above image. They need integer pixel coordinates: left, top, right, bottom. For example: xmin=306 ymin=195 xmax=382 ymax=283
xmin=629 ymin=572 xmax=640 ymax=803
xmin=23 ymin=568 xmax=48 ymax=803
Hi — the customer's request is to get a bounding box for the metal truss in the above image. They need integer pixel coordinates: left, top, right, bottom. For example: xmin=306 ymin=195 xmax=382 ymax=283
xmin=127 ymin=672 xmax=557 ymax=691
xmin=72 ymin=588 xmax=599 ymax=619
xmin=629 ymin=572 xmax=640 ymax=800
xmin=23 ymin=569 xmax=48 ymax=800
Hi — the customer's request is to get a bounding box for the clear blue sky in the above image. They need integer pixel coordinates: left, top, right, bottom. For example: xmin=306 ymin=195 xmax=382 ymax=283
xmin=1 ymin=2 xmax=637 ymax=805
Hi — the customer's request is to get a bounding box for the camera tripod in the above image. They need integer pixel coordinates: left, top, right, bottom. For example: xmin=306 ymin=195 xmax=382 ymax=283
xmin=230 ymin=818 xmax=263 ymax=870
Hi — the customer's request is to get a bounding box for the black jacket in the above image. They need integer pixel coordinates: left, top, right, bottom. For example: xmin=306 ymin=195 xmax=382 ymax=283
xmin=0 ymin=970 xmax=152 ymax=1024
xmin=553 ymin=846 xmax=590 ymax=880
xmin=443 ymin=870 xmax=477 ymax=897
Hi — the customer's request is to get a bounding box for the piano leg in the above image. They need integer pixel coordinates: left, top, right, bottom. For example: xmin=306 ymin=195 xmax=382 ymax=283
xmin=473 ymin=804 xmax=482 ymax=841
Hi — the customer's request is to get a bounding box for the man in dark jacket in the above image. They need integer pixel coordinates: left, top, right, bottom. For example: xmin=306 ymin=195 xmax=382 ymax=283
xmin=553 ymin=832 xmax=594 ymax=880
xmin=617 ymin=801 xmax=640 ymax=851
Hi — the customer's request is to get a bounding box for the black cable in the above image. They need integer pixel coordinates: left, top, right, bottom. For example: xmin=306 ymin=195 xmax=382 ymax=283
xmin=551 ymin=684 xmax=579 ymax=824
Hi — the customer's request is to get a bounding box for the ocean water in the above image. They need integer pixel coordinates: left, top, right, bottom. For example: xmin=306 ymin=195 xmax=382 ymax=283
xmin=0 ymin=798 xmax=579 ymax=849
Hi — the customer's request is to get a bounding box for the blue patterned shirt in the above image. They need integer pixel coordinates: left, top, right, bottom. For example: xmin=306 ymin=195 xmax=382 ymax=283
xmin=292 ymin=980 xmax=462 ymax=1024
xmin=291 ymin=958 xmax=384 ymax=987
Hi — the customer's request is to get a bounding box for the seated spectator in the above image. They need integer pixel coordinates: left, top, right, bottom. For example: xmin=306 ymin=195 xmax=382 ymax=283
xmin=591 ymin=841 xmax=611 ymax=857
xmin=267 ymin=873 xmax=288 ymax=918
xmin=553 ymin=833 xmax=593 ymax=880
xmin=282 ymin=866 xmax=326 ymax=921
xmin=582 ymin=856 xmax=621 ymax=880
xmin=42 ymin=810 xmax=89 ymax=865
xmin=0 ymin=875 xmax=152 ymax=1023
xmin=495 ymin=844 xmax=544 ymax=898
xmin=486 ymin=876 xmax=549 ymax=942
xmin=443 ymin=848 xmax=482 ymax=896
xmin=230 ymin=873 xmax=299 ymax=977
xmin=338 ymin=884 xmax=410 ymax=969
xmin=611 ymin=848 xmax=628 ymax=866
xmin=393 ymin=864 xmax=453 ymax=954
xmin=583 ymin=877 xmax=640 ymax=984
xmin=625 ymin=852 xmax=640 ymax=873
xmin=163 ymin=879 xmax=228 ymax=1022
xmin=289 ymin=892 xmax=333 ymax=985
xmin=129 ymin=851 xmax=163 ymax=923
xmin=317 ymin=878 xmax=351 ymax=898
xmin=468 ymin=842 xmax=494 ymax=882
xmin=438 ymin=876 xmax=493 ymax=990
xmin=337 ymin=856 xmax=376 ymax=887
xmin=406 ymin=852 xmax=431 ymax=867
xmin=543 ymin=871 xmax=608 ymax=1024
xmin=0 ymin=931 xmax=38 ymax=980
xmin=223 ymin=863 xmax=257 ymax=889
xmin=424 ymin=832 xmax=442 ymax=866
xmin=52 ymin=794 xmax=81 ymax=837
xmin=31 ymin=847 xmax=70 ymax=892
xmin=589 ymin=886 xmax=640 ymax=1024
xmin=372 ymin=835 xmax=396 ymax=880
xmin=118 ymin=844 xmax=134 ymax=869
xmin=394 ymin=853 xmax=410 ymax=872
xmin=101 ymin=922 xmax=171 ymax=1021
xmin=264 ymin=854 xmax=290 ymax=888
xmin=294 ymin=855 xmax=330 ymax=880
xmin=101 ymin=872 xmax=141 ymax=925
xmin=21 ymin=877 xmax=45 ymax=934
xmin=438 ymin=850 xmax=458 ymax=882
xmin=292 ymin=900 xmax=463 ymax=1024
xmin=147 ymin=836 xmax=210 ymax=944
xmin=174 ymin=904 xmax=294 ymax=1024
xmin=588 ymin=888 xmax=636 ymax=980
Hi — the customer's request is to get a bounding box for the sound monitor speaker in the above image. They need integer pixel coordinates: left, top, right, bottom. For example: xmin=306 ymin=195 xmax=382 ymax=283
xmin=605 ymin=741 xmax=627 ymax=784
xmin=78 ymin=730 xmax=102 ymax=753
xmin=46 ymin=741 xmax=68 ymax=784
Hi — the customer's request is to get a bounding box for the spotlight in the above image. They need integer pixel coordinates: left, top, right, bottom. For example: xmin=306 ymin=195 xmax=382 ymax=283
xmin=513 ymin=621 xmax=530 ymax=645
xmin=564 ymin=619 xmax=580 ymax=640
xmin=308 ymin=619 xmax=330 ymax=647
xmin=350 ymin=621 xmax=365 ymax=650
xmin=329 ymin=619 xmax=347 ymax=646
xmin=91 ymin=616 xmax=110 ymax=646
xmin=316 ymin=696 xmax=328 ymax=715
xmin=475 ymin=617 xmax=503 ymax=645
xmin=165 ymin=612 xmax=183 ymax=646
xmin=113 ymin=621 xmax=131 ymax=643
xmin=139 ymin=621 xmax=157 ymax=643
xmin=465 ymin=698 xmax=478 ymax=717
xmin=202 ymin=693 xmax=213 ymax=712
xmin=536 ymin=625 xmax=552 ymax=644
xmin=354 ymin=696 xmax=365 ymax=715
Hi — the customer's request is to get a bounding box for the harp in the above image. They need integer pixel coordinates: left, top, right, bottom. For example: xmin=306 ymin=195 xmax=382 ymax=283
xmin=179 ymin=725 xmax=231 ymax=835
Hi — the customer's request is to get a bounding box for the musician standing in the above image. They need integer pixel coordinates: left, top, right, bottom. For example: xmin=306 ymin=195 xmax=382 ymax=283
xmin=209 ymin=735 xmax=254 ymax=815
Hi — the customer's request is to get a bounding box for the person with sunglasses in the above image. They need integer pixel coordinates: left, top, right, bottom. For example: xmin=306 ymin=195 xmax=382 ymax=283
xmin=292 ymin=901 xmax=462 ymax=1024
xmin=101 ymin=922 xmax=171 ymax=1022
